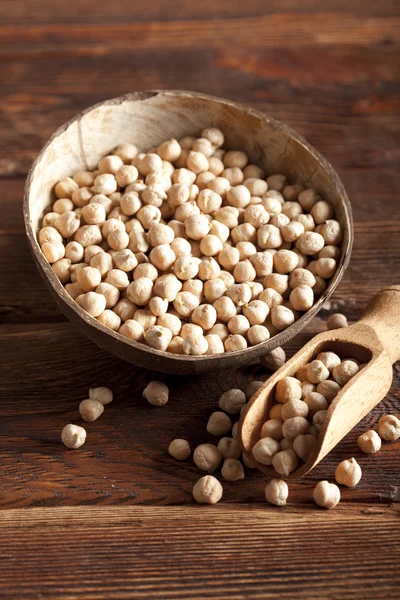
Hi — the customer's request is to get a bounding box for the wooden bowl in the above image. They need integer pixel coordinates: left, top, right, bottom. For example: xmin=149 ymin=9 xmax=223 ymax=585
xmin=24 ymin=90 xmax=353 ymax=374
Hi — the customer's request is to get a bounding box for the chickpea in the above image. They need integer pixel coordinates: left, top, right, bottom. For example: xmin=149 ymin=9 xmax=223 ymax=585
xmin=316 ymin=380 xmax=341 ymax=403
xmin=194 ymin=443 xmax=222 ymax=472
xmin=307 ymin=360 xmax=330 ymax=385
xmin=357 ymin=430 xmax=381 ymax=454
xmin=335 ymin=457 xmax=362 ymax=487
xmin=217 ymin=437 xmax=242 ymax=460
xmin=61 ymin=423 xmax=86 ymax=449
xmin=215 ymin=206 xmax=239 ymax=229
xmin=261 ymin=419 xmax=283 ymax=441
xmin=313 ymin=410 xmax=328 ymax=432
xmin=203 ymin=279 xmax=226 ymax=304
xmin=74 ymin=224 xmax=102 ymax=247
xmin=296 ymin=231 xmax=325 ymax=255
xmin=105 ymin=269 xmax=130 ymax=291
xmin=332 ymin=359 xmax=359 ymax=386
xmin=88 ymin=386 xmax=113 ymax=406
xmin=221 ymin=458 xmax=245 ymax=481
xmin=292 ymin=434 xmax=316 ymax=462
xmin=182 ymin=333 xmax=208 ymax=355
xmin=327 ymin=313 xmax=348 ymax=330
xmin=259 ymin=347 xmax=286 ymax=371
xmin=257 ymin=224 xmax=283 ymax=249
xmin=289 ymin=285 xmax=314 ymax=311
xmin=264 ymin=274 xmax=288 ymax=295
xmin=252 ymin=437 xmax=280 ymax=465
xmin=222 ymin=167 xmax=244 ymax=186
xmin=248 ymin=325 xmax=270 ymax=345
xmin=301 ymin=381 xmax=316 ymax=398
xmin=119 ymin=319 xmax=144 ymax=341
xmin=282 ymin=417 xmax=309 ymax=439
xmin=168 ymin=336 xmax=184 ymax=354
xmin=77 ymin=291 xmax=107 ymax=317
xmin=233 ymin=259 xmax=256 ymax=283
xmin=169 ymin=439 xmax=191 ymax=461
xmin=154 ymin=273 xmax=182 ymax=302
xmin=76 ymin=266 xmax=102 ymax=292
xmin=378 ymin=414 xmax=400 ymax=442
xmin=142 ymin=380 xmax=169 ymax=406
xmin=218 ymin=389 xmax=246 ymax=415
xmin=52 ymin=258 xmax=71 ymax=284
xmin=113 ymin=298 xmax=136 ymax=322
xmin=317 ymin=351 xmax=341 ymax=372
xmin=185 ymin=214 xmax=210 ymax=240
xmin=269 ymin=404 xmax=283 ymax=420
xmin=224 ymin=334 xmax=247 ymax=352
xmin=270 ymin=305 xmax=295 ymax=331
xmin=304 ymin=392 xmax=328 ymax=414
xmin=281 ymin=399 xmax=309 ymax=421
xmin=200 ymin=234 xmax=224 ymax=257
xmin=265 ymin=479 xmax=288 ymax=506
xmin=173 ymin=291 xmax=200 ymax=317
xmin=193 ymin=475 xmax=223 ymax=504
xmin=187 ymin=150 xmax=209 ymax=174
xmin=149 ymin=244 xmax=176 ymax=271
xmin=313 ymin=480 xmax=340 ymax=509
xmin=183 ymin=278 xmax=204 ymax=301
xmin=272 ymin=449 xmax=298 ymax=475
xmin=79 ymin=398 xmax=104 ymax=422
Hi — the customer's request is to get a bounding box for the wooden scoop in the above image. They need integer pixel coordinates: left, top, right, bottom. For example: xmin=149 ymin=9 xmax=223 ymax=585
xmin=239 ymin=286 xmax=400 ymax=479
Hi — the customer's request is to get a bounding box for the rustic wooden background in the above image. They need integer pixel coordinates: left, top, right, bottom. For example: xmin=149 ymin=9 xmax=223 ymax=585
xmin=0 ymin=0 xmax=399 ymax=598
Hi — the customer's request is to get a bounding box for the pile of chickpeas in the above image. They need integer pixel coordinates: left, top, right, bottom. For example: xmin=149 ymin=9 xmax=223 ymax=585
xmin=252 ymin=351 xmax=364 ymax=476
xmin=39 ymin=128 xmax=343 ymax=355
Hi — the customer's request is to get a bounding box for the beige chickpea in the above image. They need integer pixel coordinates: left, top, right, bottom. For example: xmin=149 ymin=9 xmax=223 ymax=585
xmin=190 ymin=304 xmax=217 ymax=331
xmin=170 ymin=238 xmax=191 ymax=261
xmin=91 ymin=173 xmax=117 ymax=195
xmin=273 ymin=250 xmax=299 ymax=274
xmin=180 ymin=324 xmax=203 ymax=340
xmin=145 ymin=325 xmax=172 ymax=351
xmin=378 ymin=414 xmax=400 ymax=442
xmin=184 ymin=214 xmax=210 ymax=241
xmin=108 ymin=230 xmax=130 ymax=251
xmin=77 ymin=291 xmax=107 ymax=317
xmin=98 ymin=154 xmax=124 ymax=175
xmin=193 ymin=475 xmax=223 ymax=504
xmin=316 ymin=258 xmax=337 ymax=279
xmin=217 ymin=389 xmax=246 ymax=415
xmin=201 ymin=127 xmax=224 ymax=147
xmin=190 ymin=138 xmax=214 ymax=158
xmin=51 ymin=256 xmax=71 ymax=283
xmin=209 ymin=220 xmax=230 ymax=244
xmin=242 ymin=300 xmax=269 ymax=326
xmin=61 ymin=423 xmax=86 ymax=449
xmin=96 ymin=283 xmax=120 ymax=309
xmin=173 ymin=291 xmax=200 ymax=317
xmin=65 ymin=282 xmax=84 ymax=299
xmin=208 ymin=157 xmax=225 ymax=176
xmin=203 ymin=278 xmax=226 ymax=303
xmin=311 ymin=200 xmax=334 ymax=225
xmin=228 ymin=315 xmax=250 ymax=336
xmin=114 ymin=164 xmax=139 ymax=187
xmin=295 ymin=215 xmax=315 ymax=235
xmin=72 ymin=187 xmax=94 ymax=208
xmin=335 ymin=458 xmax=362 ymax=487
xmin=316 ymin=351 xmax=341 ymax=373
xmin=154 ymin=273 xmax=182 ymax=302
xmin=111 ymin=143 xmax=138 ymax=164
xmin=275 ymin=377 xmax=302 ymax=404
xmin=318 ymin=245 xmax=341 ymax=260
xmin=272 ymin=449 xmax=298 ymax=475
xmin=313 ymin=481 xmax=340 ymax=509
xmin=242 ymin=164 xmax=264 ymax=179
xmin=224 ymin=334 xmax=247 ymax=352
xmin=182 ymin=278 xmax=203 ymax=301
xmin=219 ymin=270 xmax=235 ymax=289
xmin=260 ymin=347 xmax=286 ymax=371
xmin=104 ymin=269 xmax=130 ymax=290
xmin=197 ymin=257 xmax=221 ymax=281
xmin=142 ymin=380 xmax=169 ymax=406
xmin=166 ymin=183 xmax=189 ymax=209
xmin=296 ymin=231 xmax=325 ymax=255
xmin=252 ymin=437 xmax=280 ymax=465
xmin=53 ymin=211 xmax=80 ymax=239
xmin=137 ymin=205 xmax=162 ymax=229
xmin=282 ymin=183 xmax=304 ymax=201
xmin=206 ymin=411 xmax=233 ymax=437
xmin=213 ymin=296 xmax=237 ymax=322
xmin=218 ymin=246 xmax=240 ymax=271
xmin=53 ymin=198 xmax=74 ymax=214
xmin=187 ymin=150 xmax=209 ymax=174
xmin=113 ymin=298 xmax=136 ymax=322
xmin=70 ymin=262 xmax=89 ymax=283
xmin=257 ymin=224 xmax=283 ymax=249
xmin=269 ymin=404 xmax=283 ymax=420
xmin=249 ymin=252 xmax=273 ymax=278
xmin=226 ymin=185 xmax=251 ymax=209
xmin=332 ymin=359 xmax=359 ymax=386
xmin=87 ymin=386 xmax=113 ymax=406
xmin=147 ymin=223 xmax=175 ymax=248
xmin=221 ymin=458 xmax=244 ymax=482
xmin=248 ymin=281 xmax=264 ymax=300
xmin=149 ymin=244 xmax=176 ymax=271
xmin=120 ymin=192 xmax=142 ymax=216
xmin=243 ymin=177 xmax=267 ymax=197
xmin=316 ymin=380 xmax=341 ymax=403
xmin=76 ymin=266 xmax=101 ymax=292
xmin=199 ymin=234 xmax=224 ymax=257
xmin=168 ymin=439 xmax=191 ymax=461
xmin=270 ymin=305 xmax=295 ymax=331
xmin=102 ymin=218 xmax=125 ymax=238
xmin=313 ymin=410 xmax=328 ymax=432
xmin=73 ymin=170 xmax=96 ymax=187
xmin=218 ymin=437 xmax=242 ymax=460
xmin=289 ymin=268 xmax=315 ymax=289
xmin=81 ymin=202 xmax=106 ymax=225
xmin=157 ymin=313 xmax=182 ymax=337
xmin=193 ymin=443 xmax=223 ymax=473
xmin=261 ymin=194 xmax=283 ymax=215
xmin=227 ymin=283 xmax=252 ymax=307
xmin=128 ymin=230 xmax=149 ymax=253
xmin=243 ymin=205 xmax=269 ymax=230
xmin=247 ymin=323 xmax=271 ymax=345
xmin=79 ymin=398 xmax=104 ymax=422
xmin=156 ymin=137 xmax=181 ymax=161
xmin=321 ymin=220 xmax=342 ymax=246
xmin=327 ymin=313 xmax=348 ymax=330
xmin=65 ymin=242 xmax=85 ymax=263
xmin=84 ymin=244 xmax=104 ymax=262
xmin=281 ymin=221 xmax=305 ymax=243
xmin=204 ymin=334 xmax=225 ymax=354
xmin=97 ymin=309 xmax=121 ymax=330
xmin=126 ymin=277 xmax=153 ymax=306
xmin=55 ymin=177 xmax=78 ymax=199
xmin=215 ymin=206 xmax=239 ymax=229
xmin=135 ymin=153 xmax=163 ymax=176
xmin=282 ymin=417 xmax=309 ymax=439
xmin=265 ymin=174 xmax=286 ymax=192
xmin=281 ymin=399 xmax=309 ymax=421
xmin=149 ymin=296 xmax=169 ymax=317
xmin=196 ymin=189 xmax=222 ymax=214
xmin=289 ymin=285 xmax=314 ymax=312
xmin=313 ymin=275 xmax=327 ymax=296
xmin=113 ymin=249 xmax=137 ymax=272
xmin=232 ymin=259 xmax=256 ymax=283
xmin=222 ymin=167 xmax=244 ymax=186
xmin=168 ymin=336 xmax=184 ymax=354
xmin=89 ymin=252 xmax=113 ymax=277
xmin=208 ymin=176 xmax=231 ymax=198
xmin=42 ymin=212 xmax=60 ymax=228
xmin=303 ymin=392 xmax=328 ymax=415
xmin=261 ymin=419 xmax=283 ymax=441
xmin=270 ymin=213 xmax=290 ymax=230
xmin=265 ymin=479 xmax=289 ymax=506
xmin=223 ymin=150 xmax=248 ymax=169
xmin=357 ymin=430 xmax=381 ymax=454
xmin=292 ymin=434 xmax=316 ymax=462
xmin=307 ymin=360 xmax=330 ymax=384
xmin=119 ymin=319 xmax=145 ymax=341
xmin=74 ymin=224 xmax=102 ymax=247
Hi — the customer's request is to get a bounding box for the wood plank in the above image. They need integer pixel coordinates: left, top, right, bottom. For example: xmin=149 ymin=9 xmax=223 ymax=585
xmin=0 ymin=504 xmax=399 ymax=599
xmin=0 ymin=321 xmax=399 ymax=508
xmin=2 ymin=0 xmax=399 ymax=24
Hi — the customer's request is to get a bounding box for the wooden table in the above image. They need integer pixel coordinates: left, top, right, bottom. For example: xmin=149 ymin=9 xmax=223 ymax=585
xmin=1 ymin=1 xmax=399 ymax=598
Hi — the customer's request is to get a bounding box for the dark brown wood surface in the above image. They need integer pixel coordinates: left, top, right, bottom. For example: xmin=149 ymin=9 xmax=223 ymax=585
xmin=0 ymin=1 xmax=399 ymax=598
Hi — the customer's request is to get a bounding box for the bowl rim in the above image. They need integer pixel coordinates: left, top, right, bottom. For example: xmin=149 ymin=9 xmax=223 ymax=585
xmin=24 ymin=89 xmax=353 ymax=365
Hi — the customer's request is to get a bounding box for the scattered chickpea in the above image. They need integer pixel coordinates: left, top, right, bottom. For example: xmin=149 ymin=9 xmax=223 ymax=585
xmin=327 ymin=313 xmax=348 ymax=330
xmin=217 ymin=437 xmax=242 ymax=459
xmin=335 ymin=457 xmax=362 ymax=487
xmin=168 ymin=439 xmax=191 ymax=461
xmin=265 ymin=479 xmax=289 ymax=506
xmin=357 ymin=430 xmax=381 ymax=454
xmin=142 ymin=381 xmax=169 ymax=406
xmin=272 ymin=449 xmax=298 ymax=475
xmin=378 ymin=414 xmax=400 ymax=442
xmin=206 ymin=411 xmax=232 ymax=436
xmin=193 ymin=444 xmax=222 ymax=472
xmin=193 ymin=475 xmax=223 ymax=504
xmin=252 ymin=437 xmax=280 ymax=465
xmin=260 ymin=347 xmax=286 ymax=371
xmin=221 ymin=458 xmax=245 ymax=481
xmin=218 ymin=389 xmax=246 ymax=415
xmin=79 ymin=398 xmax=104 ymax=422
xmin=313 ymin=480 xmax=340 ymax=509
xmin=61 ymin=424 xmax=87 ymax=449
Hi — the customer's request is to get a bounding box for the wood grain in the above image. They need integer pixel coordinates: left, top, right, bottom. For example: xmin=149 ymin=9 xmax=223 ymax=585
xmin=0 ymin=504 xmax=399 ymax=599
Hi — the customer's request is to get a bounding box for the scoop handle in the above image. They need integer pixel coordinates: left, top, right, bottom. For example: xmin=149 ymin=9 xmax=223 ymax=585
xmin=359 ymin=286 xmax=400 ymax=364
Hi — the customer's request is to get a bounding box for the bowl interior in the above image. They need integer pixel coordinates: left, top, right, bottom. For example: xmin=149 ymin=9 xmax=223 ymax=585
xmin=25 ymin=91 xmax=352 ymax=374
